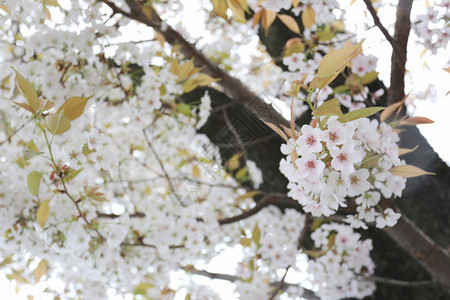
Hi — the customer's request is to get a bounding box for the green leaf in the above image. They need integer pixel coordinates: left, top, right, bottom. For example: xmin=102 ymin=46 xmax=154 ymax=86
xmin=310 ymin=40 xmax=363 ymax=89
xmin=235 ymin=167 xmax=248 ymax=181
xmin=64 ymin=168 xmax=83 ymax=183
xmin=45 ymin=110 xmax=71 ymax=135
xmin=37 ymin=199 xmax=50 ymax=229
xmin=337 ymin=106 xmax=385 ymax=123
xmin=11 ymin=67 xmax=39 ymax=111
xmin=177 ymin=103 xmax=192 ymax=117
xmin=314 ymin=98 xmax=343 ymax=117
xmin=332 ymin=85 xmax=349 ymax=94
xmin=252 ymin=224 xmax=261 ymax=245
xmin=56 ymin=96 xmax=92 ymax=121
xmin=360 ymin=71 xmax=379 ymax=85
xmin=27 ymin=171 xmax=42 ymax=196
xmin=235 ymin=190 xmax=260 ymax=201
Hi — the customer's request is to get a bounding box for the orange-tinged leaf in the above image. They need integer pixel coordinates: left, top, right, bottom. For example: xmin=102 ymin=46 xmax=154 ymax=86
xmin=398 ymin=145 xmax=419 ymax=156
xmin=4 ymin=98 xmax=36 ymax=114
xmin=380 ymin=101 xmax=403 ymax=123
xmin=399 ymin=116 xmax=434 ymax=126
xmin=262 ymin=9 xmax=277 ymax=32
xmin=11 ymin=68 xmax=39 ymax=111
xmin=301 ymin=4 xmax=315 ymax=29
xmin=292 ymin=0 xmax=299 ymax=8
xmin=278 ymin=14 xmax=300 ymax=34
xmin=280 ymin=124 xmax=296 ymax=139
xmin=389 ymin=165 xmax=435 ymax=178
xmin=34 ymin=259 xmax=48 ymax=283
xmin=56 ymin=96 xmax=91 ymax=121
xmin=262 ymin=120 xmax=288 ymax=141
xmin=252 ymin=8 xmax=263 ymax=28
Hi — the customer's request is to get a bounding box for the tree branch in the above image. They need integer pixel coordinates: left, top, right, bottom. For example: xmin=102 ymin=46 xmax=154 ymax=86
xmin=363 ymin=275 xmax=435 ymax=287
xmin=383 ymin=213 xmax=450 ymax=287
xmin=218 ymin=194 xmax=298 ymax=225
xmin=182 ymin=266 xmax=320 ymax=300
xmin=362 ymin=0 xmax=397 ymax=51
xmin=387 ymin=0 xmax=413 ymax=106
xmin=116 ymin=0 xmax=290 ymax=128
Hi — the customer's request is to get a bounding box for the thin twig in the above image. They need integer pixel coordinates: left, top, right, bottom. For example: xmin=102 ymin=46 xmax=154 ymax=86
xmin=60 ymin=176 xmax=105 ymax=240
xmin=362 ymin=0 xmax=397 ymax=51
xmin=218 ymin=194 xmax=298 ymax=225
xmin=222 ymin=109 xmax=248 ymax=161
xmin=270 ymin=265 xmax=291 ymax=300
xmin=142 ymin=129 xmax=185 ymax=206
xmin=361 ymin=275 xmax=435 ymax=287
xmin=0 ymin=123 xmax=27 ymax=146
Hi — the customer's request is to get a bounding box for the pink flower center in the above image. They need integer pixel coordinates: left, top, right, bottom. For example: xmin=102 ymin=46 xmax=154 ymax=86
xmin=337 ymin=153 xmax=348 ymax=162
xmin=306 ymin=160 xmax=315 ymax=169
xmin=329 ymin=132 xmax=338 ymax=142
xmin=306 ymin=135 xmax=316 ymax=146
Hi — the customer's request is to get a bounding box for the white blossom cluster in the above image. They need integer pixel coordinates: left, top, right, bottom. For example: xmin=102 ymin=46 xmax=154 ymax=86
xmin=413 ymin=0 xmax=450 ymax=54
xmin=309 ymin=223 xmax=376 ymax=299
xmin=280 ymin=116 xmax=404 ymax=228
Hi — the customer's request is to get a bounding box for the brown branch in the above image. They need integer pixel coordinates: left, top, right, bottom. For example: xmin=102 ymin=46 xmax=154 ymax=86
xmin=297 ymin=213 xmax=311 ymax=250
xmin=182 ymin=266 xmax=320 ymax=300
xmin=142 ymin=129 xmax=185 ymax=207
xmin=97 ymin=212 xmax=145 ymax=219
xmin=387 ymin=0 xmax=413 ymax=106
xmin=363 ymin=275 xmax=435 ymax=287
xmin=383 ymin=213 xmax=450 ymax=287
xmin=270 ymin=265 xmax=291 ymax=300
xmin=113 ymin=0 xmax=290 ymax=129
xmin=218 ymin=194 xmax=298 ymax=225
xmin=362 ymin=0 xmax=397 ymax=51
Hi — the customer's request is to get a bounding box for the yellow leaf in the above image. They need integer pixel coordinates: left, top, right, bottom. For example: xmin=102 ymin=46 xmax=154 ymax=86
xmin=292 ymin=0 xmax=300 ymax=8
xmin=278 ymin=14 xmax=300 ymax=34
xmin=398 ymin=145 xmax=419 ymax=156
xmin=235 ymin=190 xmax=260 ymax=201
xmin=45 ymin=111 xmax=71 ymax=135
xmin=45 ymin=0 xmax=61 ymax=7
xmin=226 ymin=153 xmax=242 ymax=171
xmin=33 ymin=259 xmax=48 ymax=283
xmin=240 ymin=237 xmax=252 ymax=247
xmin=193 ymin=73 xmax=219 ymax=86
xmin=57 ymin=96 xmax=91 ymax=121
xmin=37 ymin=199 xmax=50 ymax=229
xmin=301 ymin=4 xmax=315 ymax=29
xmin=192 ymin=165 xmax=201 ymax=178
xmin=350 ymin=0 xmax=357 ymax=4
xmin=313 ymin=98 xmax=343 ymax=117
xmin=310 ymin=40 xmax=364 ymax=89
xmin=360 ymin=71 xmax=379 ymax=85
xmin=226 ymin=0 xmax=246 ymax=23
xmin=11 ymin=68 xmax=40 ymax=112
xmin=399 ymin=116 xmax=434 ymax=126
xmin=183 ymin=79 xmax=198 ymax=93
xmin=178 ymin=60 xmax=195 ymax=80
xmin=389 ymin=165 xmax=435 ymax=178
xmin=213 ymin=0 xmax=228 ymax=19
xmin=0 ymin=4 xmax=11 ymax=13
